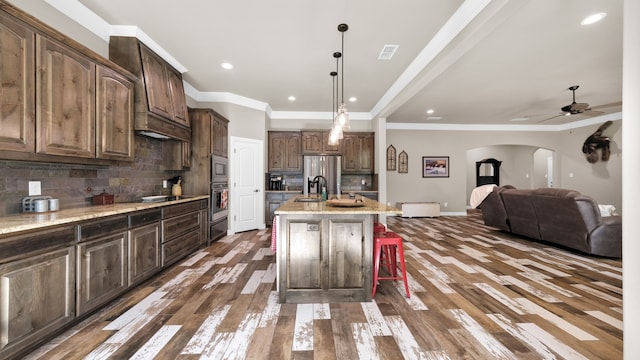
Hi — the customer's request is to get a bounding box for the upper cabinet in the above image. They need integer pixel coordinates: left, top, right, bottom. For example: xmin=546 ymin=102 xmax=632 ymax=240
xmin=210 ymin=111 xmax=229 ymax=157
xmin=268 ymin=131 xmax=302 ymax=173
xmin=0 ymin=4 xmax=135 ymax=164
xmin=36 ymin=35 xmax=96 ymax=158
xmin=109 ymin=37 xmax=191 ymax=142
xmin=0 ymin=11 xmax=35 ymax=154
xmin=96 ymin=66 xmax=134 ymax=160
xmin=302 ymin=131 xmax=341 ymax=155
xmin=342 ymin=132 xmax=375 ymax=174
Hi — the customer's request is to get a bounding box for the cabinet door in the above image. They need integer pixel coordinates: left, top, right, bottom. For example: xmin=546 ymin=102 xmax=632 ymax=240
xmin=322 ymin=131 xmax=341 ymax=154
xmin=265 ymin=194 xmax=282 ymax=225
xmin=302 ymin=131 xmax=322 ymax=154
xmin=128 ymin=222 xmax=161 ymax=286
xmin=268 ymin=132 xmax=301 ymax=173
xmin=36 ymin=35 xmax=95 ymax=158
xmin=328 ymin=220 xmax=365 ymax=288
xmin=96 ymin=65 xmax=134 ymax=161
xmin=167 ymin=68 xmax=189 ymax=127
xmin=341 ymin=134 xmax=359 ymax=173
xmin=341 ymin=133 xmax=374 ymax=174
xmin=358 ymin=133 xmax=375 ymax=173
xmin=287 ymin=220 xmax=322 ymax=289
xmin=0 ymin=12 xmax=35 ymax=153
xmin=77 ymin=233 xmax=127 ymax=316
xmin=0 ymin=246 xmax=75 ymax=356
xmin=211 ymin=114 xmax=229 ymax=157
xmin=140 ymin=44 xmax=173 ymax=120
xmin=284 ymin=133 xmax=302 ymax=172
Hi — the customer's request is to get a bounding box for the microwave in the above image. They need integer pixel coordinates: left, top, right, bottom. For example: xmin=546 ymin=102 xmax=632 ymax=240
xmin=211 ymin=155 xmax=228 ymax=182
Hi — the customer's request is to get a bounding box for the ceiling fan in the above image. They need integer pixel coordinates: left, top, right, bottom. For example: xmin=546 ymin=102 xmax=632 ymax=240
xmin=536 ymin=85 xmax=621 ymax=123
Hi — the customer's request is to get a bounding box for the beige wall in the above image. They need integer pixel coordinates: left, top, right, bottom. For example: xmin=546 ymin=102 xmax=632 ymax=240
xmin=387 ymin=120 xmax=622 ymax=214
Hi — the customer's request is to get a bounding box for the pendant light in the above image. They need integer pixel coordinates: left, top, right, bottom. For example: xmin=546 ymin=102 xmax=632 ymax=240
xmin=328 ymin=70 xmax=341 ymax=145
xmin=335 ymin=23 xmax=350 ymax=130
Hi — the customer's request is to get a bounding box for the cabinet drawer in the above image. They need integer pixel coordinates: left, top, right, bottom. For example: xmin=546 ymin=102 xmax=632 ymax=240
xmin=129 ymin=209 xmax=162 ymax=227
xmin=78 ymin=215 xmax=128 ymax=242
xmin=0 ymin=225 xmax=75 ymax=264
xmin=163 ymin=201 xmax=202 ymax=218
xmin=162 ymin=230 xmax=200 ymax=267
xmin=162 ymin=212 xmax=201 ymax=242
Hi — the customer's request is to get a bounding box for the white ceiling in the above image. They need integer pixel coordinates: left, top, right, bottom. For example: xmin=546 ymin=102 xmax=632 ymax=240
xmin=55 ymin=0 xmax=622 ymax=126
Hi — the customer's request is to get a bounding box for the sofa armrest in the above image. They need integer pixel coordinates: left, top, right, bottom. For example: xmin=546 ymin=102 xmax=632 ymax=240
xmin=589 ymin=215 xmax=622 ymax=257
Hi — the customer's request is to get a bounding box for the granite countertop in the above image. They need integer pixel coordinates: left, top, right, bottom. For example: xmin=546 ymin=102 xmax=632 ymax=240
xmin=0 ymin=195 xmax=209 ymax=235
xmin=275 ymin=195 xmax=401 ymax=215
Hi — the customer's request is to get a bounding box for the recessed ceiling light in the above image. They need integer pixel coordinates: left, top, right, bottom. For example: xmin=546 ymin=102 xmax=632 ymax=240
xmin=510 ymin=117 xmax=529 ymax=122
xmin=288 ymin=96 xmax=296 ymax=101
xmin=349 ymin=97 xmax=357 ymax=102
xmin=426 ymin=116 xmax=442 ymax=121
xmin=221 ymin=62 xmax=234 ymax=70
xmin=426 ymin=109 xmax=435 ymax=114
xmin=581 ymin=12 xmax=607 ymax=26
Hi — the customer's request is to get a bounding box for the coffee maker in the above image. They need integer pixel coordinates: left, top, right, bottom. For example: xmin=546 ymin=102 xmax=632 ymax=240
xmin=269 ymin=175 xmax=283 ymax=190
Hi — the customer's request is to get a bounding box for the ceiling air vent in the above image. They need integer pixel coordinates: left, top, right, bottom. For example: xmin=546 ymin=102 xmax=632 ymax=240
xmin=378 ymin=45 xmax=399 ymax=60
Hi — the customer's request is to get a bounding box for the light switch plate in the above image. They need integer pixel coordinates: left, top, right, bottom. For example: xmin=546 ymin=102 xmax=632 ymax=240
xmin=29 ymin=181 xmax=41 ymax=196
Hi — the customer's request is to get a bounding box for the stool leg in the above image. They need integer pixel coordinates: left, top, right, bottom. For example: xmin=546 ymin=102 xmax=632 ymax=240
xmin=396 ymin=242 xmax=410 ymax=298
xmin=372 ymin=241 xmax=382 ymax=298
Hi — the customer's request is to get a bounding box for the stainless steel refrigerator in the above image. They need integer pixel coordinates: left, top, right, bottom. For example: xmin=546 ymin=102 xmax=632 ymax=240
xmin=303 ymin=155 xmax=341 ymax=196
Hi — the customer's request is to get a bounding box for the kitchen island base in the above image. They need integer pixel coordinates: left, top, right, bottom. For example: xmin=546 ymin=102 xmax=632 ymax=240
xmin=277 ymin=213 xmax=374 ymax=303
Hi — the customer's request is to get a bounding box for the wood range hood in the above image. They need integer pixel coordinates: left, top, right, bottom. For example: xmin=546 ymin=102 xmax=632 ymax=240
xmin=109 ymin=36 xmax=191 ymax=142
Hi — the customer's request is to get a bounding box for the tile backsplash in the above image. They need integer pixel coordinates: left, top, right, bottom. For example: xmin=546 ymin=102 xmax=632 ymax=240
xmin=0 ymin=136 xmax=182 ymax=217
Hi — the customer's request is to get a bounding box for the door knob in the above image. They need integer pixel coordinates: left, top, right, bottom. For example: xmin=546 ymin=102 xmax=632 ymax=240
xmin=254 ymin=189 xmax=260 ymax=192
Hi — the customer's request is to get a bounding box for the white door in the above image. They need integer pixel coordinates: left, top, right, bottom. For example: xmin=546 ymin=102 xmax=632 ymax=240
xmin=230 ymin=137 xmax=264 ymax=233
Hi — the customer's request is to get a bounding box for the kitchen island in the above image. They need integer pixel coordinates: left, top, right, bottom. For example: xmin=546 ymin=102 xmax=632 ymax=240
xmin=274 ymin=195 xmax=401 ymax=303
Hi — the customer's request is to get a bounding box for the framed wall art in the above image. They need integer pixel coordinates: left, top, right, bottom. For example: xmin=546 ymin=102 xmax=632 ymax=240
xmin=398 ymin=150 xmax=408 ymax=173
xmin=422 ymin=156 xmax=449 ymax=178
xmin=386 ymin=145 xmax=396 ymax=171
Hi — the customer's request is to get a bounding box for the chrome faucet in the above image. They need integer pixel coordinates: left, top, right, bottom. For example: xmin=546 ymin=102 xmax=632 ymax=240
xmin=308 ymin=175 xmax=327 ymax=195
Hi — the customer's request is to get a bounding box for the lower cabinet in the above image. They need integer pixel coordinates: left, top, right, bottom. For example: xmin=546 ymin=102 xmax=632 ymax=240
xmin=0 ymin=246 xmax=75 ymax=359
xmin=0 ymin=199 xmax=208 ymax=358
xmin=278 ymin=214 xmax=373 ymax=303
xmin=162 ymin=200 xmax=205 ymax=267
xmin=129 ymin=221 xmax=161 ymax=286
xmin=266 ymin=192 xmax=297 ymax=225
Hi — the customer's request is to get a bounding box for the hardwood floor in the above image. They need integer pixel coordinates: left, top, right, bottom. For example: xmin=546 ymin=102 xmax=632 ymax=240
xmin=25 ymin=210 xmax=622 ymax=359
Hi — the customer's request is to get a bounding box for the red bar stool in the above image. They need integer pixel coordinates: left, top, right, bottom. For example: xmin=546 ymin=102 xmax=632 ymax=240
xmin=372 ymin=231 xmax=410 ymax=298
xmin=373 ymin=221 xmax=385 ymax=234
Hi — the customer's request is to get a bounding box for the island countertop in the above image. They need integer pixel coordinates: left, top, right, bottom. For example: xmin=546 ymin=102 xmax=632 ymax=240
xmin=274 ymin=195 xmax=402 ymax=215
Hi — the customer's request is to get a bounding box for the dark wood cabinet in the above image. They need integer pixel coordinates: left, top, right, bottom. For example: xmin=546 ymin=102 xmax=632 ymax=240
xmin=128 ymin=210 xmax=162 ymax=286
xmin=36 ymin=35 xmax=96 ymax=158
xmin=302 ymin=131 xmax=341 ymax=155
xmin=183 ymin=108 xmax=229 ymax=195
xmin=76 ymin=216 xmax=128 ymax=316
xmin=0 ymin=5 xmax=135 ymax=164
xmin=268 ymin=131 xmax=302 ymax=173
xmin=0 ymin=225 xmax=76 ymax=360
xmin=265 ymin=192 xmax=297 ymax=225
xmin=96 ymin=65 xmax=134 ymax=161
xmin=162 ymin=200 xmax=204 ymax=267
xmin=342 ymin=132 xmax=374 ymax=174
xmin=0 ymin=11 xmax=35 ymax=154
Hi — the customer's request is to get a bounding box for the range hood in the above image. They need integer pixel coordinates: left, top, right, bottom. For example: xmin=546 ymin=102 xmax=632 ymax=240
xmin=109 ymin=36 xmax=192 ymax=142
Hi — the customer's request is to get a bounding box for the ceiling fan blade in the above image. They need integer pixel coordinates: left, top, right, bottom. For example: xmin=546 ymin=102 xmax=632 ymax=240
xmin=537 ymin=113 xmax=565 ymax=123
xmin=590 ymin=101 xmax=622 ymax=110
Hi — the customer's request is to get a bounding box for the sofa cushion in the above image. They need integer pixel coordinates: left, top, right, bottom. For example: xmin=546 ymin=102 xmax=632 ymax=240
xmin=478 ymin=185 xmax=513 ymax=231
xmin=530 ymin=189 xmax=591 ymax=253
xmin=500 ymin=189 xmax=541 ymax=240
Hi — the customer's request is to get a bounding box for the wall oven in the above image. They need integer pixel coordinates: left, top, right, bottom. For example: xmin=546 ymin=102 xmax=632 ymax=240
xmin=210 ymin=182 xmax=228 ymax=242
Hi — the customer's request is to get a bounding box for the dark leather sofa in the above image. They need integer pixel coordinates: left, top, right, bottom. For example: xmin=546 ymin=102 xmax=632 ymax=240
xmin=478 ymin=186 xmax=621 ymax=258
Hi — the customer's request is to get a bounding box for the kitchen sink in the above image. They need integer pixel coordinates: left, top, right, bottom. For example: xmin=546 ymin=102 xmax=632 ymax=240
xmin=295 ymin=197 xmax=322 ymax=203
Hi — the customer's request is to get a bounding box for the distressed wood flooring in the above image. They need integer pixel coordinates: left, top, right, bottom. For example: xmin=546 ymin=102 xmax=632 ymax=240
xmin=25 ymin=210 xmax=622 ymax=359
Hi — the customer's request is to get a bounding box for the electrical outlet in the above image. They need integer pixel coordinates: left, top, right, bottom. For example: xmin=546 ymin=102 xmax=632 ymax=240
xmin=163 ymin=180 xmax=168 ymax=188
xmin=28 ymin=181 xmax=41 ymax=196
xmin=444 ymin=202 xmax=448 ymax=207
